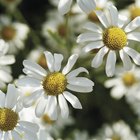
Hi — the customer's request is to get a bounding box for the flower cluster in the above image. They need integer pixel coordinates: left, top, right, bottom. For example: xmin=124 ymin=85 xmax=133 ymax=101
xmin=0 ymin=0 xmax=140 ymax=139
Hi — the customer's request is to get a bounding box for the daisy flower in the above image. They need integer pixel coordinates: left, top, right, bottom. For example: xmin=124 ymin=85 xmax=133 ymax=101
xmin=0 ymin=16 xmax=29 ymax=53
xmin=17 ymin=51 xmax=94 ymax=120
xmin=77 ymin=4 xmax=140 ymax=77
xmin=95 ymin=120 xmax=137 ymax=140
xmin=104 ymin=66 xmax=140 ymax=99
xmin=0 ymin=84 xmax=39 ymax=140
xmin=0 ymin=39 xmax=15 ymax=89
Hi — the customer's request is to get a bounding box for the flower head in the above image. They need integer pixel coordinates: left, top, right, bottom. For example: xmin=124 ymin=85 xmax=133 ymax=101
xmin=77 ymin=5 xmax=140 ymax=77
xmin=0 ymin=84 xmax=39 ymax=140
xmin=104 ymin=66 xmax=140 ymax=99
xmin=0 ymin=16 xmax=29 ymax=53
xmin=17 ymin=51 xmax=94 ymax=120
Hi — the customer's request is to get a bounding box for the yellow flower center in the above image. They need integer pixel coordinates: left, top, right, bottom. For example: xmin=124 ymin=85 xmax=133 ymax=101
xmin=37 ymin=54 xmax=47 ymax=69
xmin=57 ymin=24 xmax=67 ymax=37
xmin=122 ymin=72 xmax=136 ymax=87
xmin=130 ymin=7 xmax=140 ymax=20
xmin=88 ymin=7 xmax=102 ymax=22
xmin=1 ymin=26 xmax=16 ymax=41
xmin=0 ymin=108 xmax=18 ymax=131
xmin=103 ymin=27 xmax=127 ymax=50
xmin=42 ymin=114 xmax=55 ymax=124
xmin=43 ymin=72 xmax=67 ymax=96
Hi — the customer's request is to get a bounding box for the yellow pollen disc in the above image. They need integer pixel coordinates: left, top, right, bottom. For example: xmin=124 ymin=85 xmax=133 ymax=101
xmin=122 ymin=72 xmax=136 ymax=87
xmin=0 ymin=108 xmax=18 ymax=131
xmin=130 ymin=7 xmax=140 ymax=20
xmin=103 ymin=27 xmax=127 ymax=50
xmin=1 ymin=26 xmax=16 ymax=41
xmin=88 ymin=7 xmax=102 ymax=22
xmin=42 ymin=114 xmax=55 ymax=124
xmin=43 ymin=72 xmax=67 ymax=96
xmin=37 ymin=54 xmax=47 ymax=69
xmin=57 ymin=24 xmax=67 ymax=37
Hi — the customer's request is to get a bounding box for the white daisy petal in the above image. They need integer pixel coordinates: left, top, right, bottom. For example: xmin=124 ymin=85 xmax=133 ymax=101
xmin=123 ymin=47 xmax=140 ymax=65
xmin=66 ymin=67 xmax=89 ymax=79
xmin=62 ymin=54 xmax=78 ymax=75
xmin=108 ymin=5 xmax=118 ymax=26
xmin=118 ymin=14 xmax=128 ymax=28
xmin=83 ymin=22 xmax=103 ymax=33
xmin=44 ymin=51 xmax=54 ymax=72
xmin=54 ymin=53 xmax=63 ymax=72
xmin=111 ymin=85 xmax=126 ymax=99
xmin=23 ymin=89 xmax=43 ymax=107
xmin=106 ymin=51 xmax=116 ymax=77
xmin=17 ymin=77 xmax=41 ymax=87
xmin=18 ymin=126 xmax=38 ymax=140
xmin=119 ymin=49 xmax=133 ymax=71
xmin=127 ymin=32 xmax=140 ymax=42
xmin=67 ymin=84 xmax=93 ymax=93
xmin=5 ymin=84 xmax=19 ymax=109
xmin=91 ymin=47 xmax=108 ymax=68
xmin=35 ymin=97 xmax=47 ymax=117
xmin=19 ymin=121 xmax=39 ymax=133
xmin=0 ymin=91 xmax=5 ymax=108
xmin=23 ymin=68 xmax=43 ymax=80
xmin=124 ymin=17 xmax=140 ymax=33
xmin=58 ymin=94 xmax=69 ymax=118
xmin=0 ymin=70 xmax=12 ymax=83
xmin=4 ymin=132 xmax=9 ymax=140
xmin=104 ymin=78 xmax=120 ymax=88
xmin=77 ymin=0 xmax=96 ymax=14
xmin=58 ymin=0 xmax=72 ymax=15
xmin=0 ymin=55 xmax=15 ymax=65
xmin=68 ymin=77 xmax=94 ymax=87
xmin=63 ymin=91 xmax=82 ymax=109
xmin=23 ymin=60 xmax=47 ymax=77
xmin=77 ymin=32 xmax=102 ymax=43
xmin=15 ymin=98 xmax=23 ymax=113
xmin=95 ymin=10 xmax=110 ymax=28
xmin=83 ymin=41 xmax=104 ymax=53
xmin=11 ymin=130 xmax=21 ymax=140
xmin=46 ymin=96 xmax=57 ymax=120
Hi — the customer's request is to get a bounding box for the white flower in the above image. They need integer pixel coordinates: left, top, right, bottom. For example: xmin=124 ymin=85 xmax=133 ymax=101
xmin=0 ymin=16 xmax=29 ymax=53
xmin=105 ymin=66 xmax=140 ymax=99
xmin=95 ymin=120 xmax=137 ymax=140
xmin=0 ymin=39 xmax=15 ymax=89
xmin=20 ymin=103 xmax=74 ymax=138
xmin=77 ymin=4 xmax=140 ymax=77
xmin=0 ymin=84 xmax=39 ymax=140
xmin=17 ymin=51 xmax=94 ymax=120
